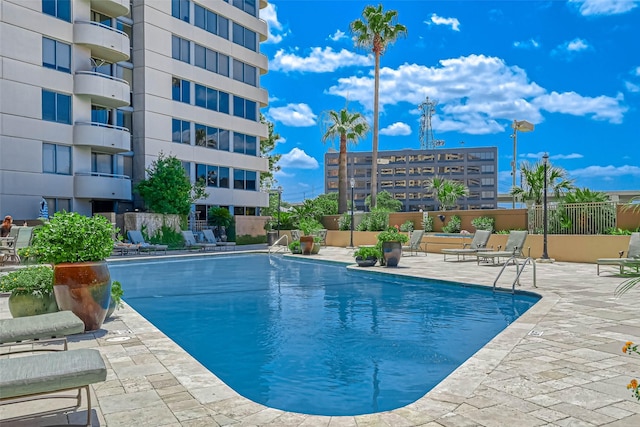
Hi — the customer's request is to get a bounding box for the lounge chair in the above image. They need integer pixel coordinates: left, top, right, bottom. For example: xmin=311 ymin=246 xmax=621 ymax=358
xmin=476 ymin=230 xmax=529 ymax=265
xmin=402 ymin=230 xmax=425 ymax=256
xmin=182 ymin=230 xmax=217 ymax=251
xmin=0 ymin=226 xmax=34 ymax=264
xmin=315 ymin=229 xmax=328 ymax=247
xmin=442 ymin=230 xmax=492 ymax=261
xmin=127 ymin=230 xmax=168 ymax=254
xmin=0 ymin=348 xmax=107 ymax=426
xmin=597 ymin=232 xmax=640 ymax=275
xmin=0 ymin=311 xmax=85 ymax=353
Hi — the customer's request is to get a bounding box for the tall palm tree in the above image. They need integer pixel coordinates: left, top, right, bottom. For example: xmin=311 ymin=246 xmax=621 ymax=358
xmin=321 ymin=108 xmax=370 ymax=213
xmin=351 ymin=5 xmax=407 ymax=209
xmin=511 ymin=160 xmax=574 ymax=205
xmin=426 ymin=176 xmax=469 ymax=211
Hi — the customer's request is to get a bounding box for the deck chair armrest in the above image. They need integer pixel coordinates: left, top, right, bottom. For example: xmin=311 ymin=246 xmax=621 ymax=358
xmin=619 ymin=250 xmax=625 ymax=258
xmin=462 ymin=243 xmax=471 ymax=249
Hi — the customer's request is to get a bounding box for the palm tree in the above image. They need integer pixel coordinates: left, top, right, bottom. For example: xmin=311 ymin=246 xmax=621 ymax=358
xmin=426 ymin=176 xmax=469 ymax=211
xmin=321 ymin=108 xmax=370 ymax=213
xmin=511 ymin=160 xmax=574 ymax=205
xmin=563 ymin=187 xmax=609 ymax=204
xmin=351 ymin=5 xmax=407 ymax=209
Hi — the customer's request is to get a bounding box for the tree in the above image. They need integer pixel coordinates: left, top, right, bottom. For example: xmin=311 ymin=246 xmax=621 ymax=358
xmin=511 ymin=160 xmax=574 ymax=205
xmin=351 ymin=5 xmax=407 ymax=209
xmin=563 ymin=187 xmax=609 ymax=204
xmin=426 ymin=176 xmax=469 ymax=211
xmin=135 ymin=152 xmax=207 ymax=215
xmin=260 ymin=114 xmax=282 ymax=191
xmin=364 ymin=190 xmax=402 ymax=212
xmin=321 ymin=108 xmax=369 ymax=213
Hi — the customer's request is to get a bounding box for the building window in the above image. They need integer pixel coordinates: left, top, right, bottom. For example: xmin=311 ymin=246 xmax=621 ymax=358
xmin=233 ymin=169 xmax=257 ymax=191
xmin=195 ymin=84 xmax=229 ymax=113
xmin=42 ymin=90 xmax=71 ymax=124
xmin=91 ymin=105 xmax=109 ymax=124
xmin=194 ymin=44 xmax=229 ymax=76
xmin=91 ymin=152 xmax=114 ymax=175
xmin=233 ymin=133 xmax=257 ymax=156
xmin=42 ymin=37 xmax=71 ymax=72
xmin=233 ymin=96 xmax=257 ymax=121
xmin=196 ymin=164 xmax=229 ymax=188
xmin=43 ymin=143 xmax=71 ymax=175
xmin=232 ymin=59 xmax=256 ymax=86
xmin=44 ymin=197 xmax=71 ymax=214
xmin=232 ymin=23 xmax=256 ymax=51
xmin=232 ymin=0 xmax=257 ymax=16
xmin=171 ymin=35 xmax=190 ymax=63
xmin=171 ymin=0 xmax=190 ymax=22
xmin=194 ymin=4 xmax=229 ymax=39
xmin=481 ymin=191 xmax=495 ymax=199
xmin=195 ymin=124 xmax=230 ymax=151
xmin=172 ymin=77 xmax=190 ymax=103
xmin=481 ymin=164 xmax=495 ymax=173
xmin=42 ymin=0 xmax=71 ymax=21
xmin=172 ymin=119 xmax=191 ymax=144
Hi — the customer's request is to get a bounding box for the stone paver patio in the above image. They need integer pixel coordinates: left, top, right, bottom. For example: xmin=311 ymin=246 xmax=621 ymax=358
xmin=1 ymin=247 xmax=639 ymax=426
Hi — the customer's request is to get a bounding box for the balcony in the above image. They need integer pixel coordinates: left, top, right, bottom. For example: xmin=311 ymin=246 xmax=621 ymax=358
xmin=74 ymin=173 xmax=132 ymax=200
xmin=74 ymin=71 xmax=130 ymax=108
xmin=73 ymin=122 xmax=131 ymax=153
xmin=90 ymin=0 xmax=129 ymax=17
xmin=74 ymin=21 xmax=130 ymax=63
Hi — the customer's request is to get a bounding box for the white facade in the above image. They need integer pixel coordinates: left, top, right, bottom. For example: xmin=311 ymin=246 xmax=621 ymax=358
xmin=0 ymin=0 xmax=269 ymax=220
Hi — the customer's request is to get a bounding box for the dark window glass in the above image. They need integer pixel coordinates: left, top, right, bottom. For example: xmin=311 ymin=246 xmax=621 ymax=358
xmin=218 ymin=54 xmax=229 ymax=76
xmin=206 ymin=10 xmax=217 ymax=33
xmin=42 ymin=37 xmax=56 ymax=69
xmin=218 ymin=130 xmax=230 ymax=151
xmin=207 ymin=127 xmax=218 ymax=149
xmin=195 ymin=124 xmax=206 ymax=146
xmin=182 ymin=80 xmax=190 ymax=103
xmin=245 ymin=28 xmax=256 ymax=51
xmin=172 ymin=77 xmax=181 ymax=101
xmin=206 ymin=49 xmax=216 ymax=72
xmin=171 ymin=35 xmax=180 ymax=60
xmin=43 ymin=143 xmax=55 ymax=172
xmin=233 ymin=60 xmax=244 ymax=82
xmin=219 ymin=167 xmax=229 ymax=188
xmin=43 ymin=37 xmax=70 ymax=72
xmin=207 ymin=88 xmax=218 ymax=111
xmin=171 ymin=0 xmax=180 ymax=19
xmin=234 ymin=169 xmax=244 ymax=189
xmin=233 ymin=133 xmax=244 ymax=154
xmin=196 ymin=163 xmax=207 ymax=182
xmin=172 ymin=119 xmax=181 ymax=143
xmin=246 ymin=100 xmax=257 ymax=121
xmin=246 ymin=171 xmax=257 ymax=191
xmin=245 ymin=64 xmax=256 ymax=86
xmin=194 ymin=44 xmax=205 ymax=68
xmin=43 ymin=0 xmax=56 ymax=17
xmin=207 ymin=166 xmax=218 ymax=187
xmin=219 ymin=92 xmax=229 ymax=114
xmin=233 ymin=96 xmax=244 ymax=118
xmin=194 ymin=4 xmax=205 ymax=28
xmin=246 ymin=135 xmax=257 ymax=156
xmin=92 ymin=106 xmax=109 ymax=124
xmin=218 ymin=16 xmax=229 ymax=39
xmin=245 ymin=0 xmax=256 ymax=16
xmin=232 ymin=23 xmax=243 ymax=46
xmin=195 ymin=84 xmax=206 ymax=107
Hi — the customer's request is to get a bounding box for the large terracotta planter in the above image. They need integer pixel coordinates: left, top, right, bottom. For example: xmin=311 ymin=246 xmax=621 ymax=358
xmin=53 ymin=261 xmax=111 ymax=331
xmin=299 ymin=235 xmax=315 ymax=255
xmin=382 ymin=241 xmax=403 ymax=267
xmin=8 ymin=291 xmax=59 ymax=318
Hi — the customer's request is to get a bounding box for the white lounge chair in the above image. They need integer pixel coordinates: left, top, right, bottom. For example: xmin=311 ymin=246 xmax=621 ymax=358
xmin=476 ymin=231 xmax=529 ymax=265
xmin=442 ymin=230 xmax=492 ymax=261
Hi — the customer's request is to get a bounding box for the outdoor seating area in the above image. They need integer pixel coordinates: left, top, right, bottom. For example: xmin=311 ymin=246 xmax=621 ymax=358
xmin=476 ymin=230 xmax=530 ymax=265
xmin=126 ymin=230 xmax=168 ymax=255
xmin=402 ymin=229 xmax=425 ymax=256
xmin=441 ymin=229 xmax=491 ymax=261
xmin=0 ymin=226 xmax=34 ymax=265
xmin=596 ymin=232 xmax=640 ymax=275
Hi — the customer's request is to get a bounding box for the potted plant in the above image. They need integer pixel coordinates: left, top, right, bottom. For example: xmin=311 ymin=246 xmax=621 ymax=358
xmin=353 ymin=246 xmax=379 ymax=267
xmin=28 ymin=211 xmax=115 ymax=331
xmin=376 ymin=227 xmax=409 ymax=267
xmin=106 ymin=280 xmax=124 ymax=319
xmin=297 ymin=218 xmax=322 ymax=255
xmin=288 ymin=240 xmax=301 ymax=254
xmin=0 ymin=266 xmax=58 ymax=317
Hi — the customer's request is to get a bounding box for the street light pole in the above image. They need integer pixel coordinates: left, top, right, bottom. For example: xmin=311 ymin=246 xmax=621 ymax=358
xmin=349 ymin=178 xmax=355 ymax=248
xmin=541 ymin=153 xmax=549 ymax=260
xmin=511 ymin=119 xmax=534 ymax=209
xmin=277 ymin=186 xmax=282 ymax=238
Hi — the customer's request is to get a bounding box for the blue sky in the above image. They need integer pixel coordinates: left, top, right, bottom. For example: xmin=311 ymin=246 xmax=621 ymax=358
xmin=259 ymin=0 xmax=640 ymax=203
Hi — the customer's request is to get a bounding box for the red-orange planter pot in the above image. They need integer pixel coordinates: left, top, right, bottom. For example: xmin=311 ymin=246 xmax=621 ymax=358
xmin=299 ymin=235 xmax=315 ymax=255
xmin=53 ymin=261 xmax=111 ymax=332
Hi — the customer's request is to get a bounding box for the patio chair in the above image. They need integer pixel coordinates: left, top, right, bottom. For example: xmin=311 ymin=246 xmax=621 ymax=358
xmin=126 ymin=230 xmax=168 ymax=254
xmin=113 ymin=240 xmax=140 ymax=256
xmin=402 ymin=230 xmax=425 ymax=256
xmin=181 ymin=230 xmax=217 ymax=251
xmin=476 ymin=230 xmax=529 ymax=265
xmin=0 ymin=311 xmax=85 ymax=353
xmin=442 ymin=230 xmax=492 ymax=261
xmin=314 ymin=229 xmax=328 ymax=247
xmin=0 ymin=226 xmax=34 ymax=264
xmin=291 ymin=230 xmax=301 ymax=241
xmin=596 ymin=232 xmax=640 ymax=275
xmin=202 ymin=229 xmax=236 ymax=251
xmin=0 ymin=348 xmax=107 ymax=426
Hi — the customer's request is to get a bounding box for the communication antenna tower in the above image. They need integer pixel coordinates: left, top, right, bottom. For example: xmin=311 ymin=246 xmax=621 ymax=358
xmin=418 ymin=97 xmax=445 ymax=149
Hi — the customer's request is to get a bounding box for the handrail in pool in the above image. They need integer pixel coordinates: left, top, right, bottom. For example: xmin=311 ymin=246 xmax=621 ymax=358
xmin=493 ymin=256 xmax=537 ymax=293
xmin=268 ymin=235 xmax=289 ymax=255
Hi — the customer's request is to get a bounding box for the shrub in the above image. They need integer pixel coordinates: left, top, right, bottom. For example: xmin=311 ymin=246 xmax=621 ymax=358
xmin=471 ymin=216 xmax=494 ymax=232
xmin=0 ymin=266 xmax=53 ymax=296
xmin=442 ymin=215 xmax=461 ymax=233
xmin=236 ymin=234 xmax=267 ymax=245
xmin=354 ymin=246 xmax=380 ymax=259
xmin=376 ymin=227 xmax=409 ymax=244
xmin=111 ymin=280 xmax=124 ymax=309
xmin=422 ymin=215 xmax=434 ymax=232
xmin=399 ymin=220 xmax=414 ymax=232
xmin=288 ymin=240 xmax=301 ymax=253
xmin=338 ymin=212 xmax=351 ymax=231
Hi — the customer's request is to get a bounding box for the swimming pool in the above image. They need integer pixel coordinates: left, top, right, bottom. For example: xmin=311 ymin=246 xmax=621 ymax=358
xmin=109 ymin=254 xmax=539 ymax=416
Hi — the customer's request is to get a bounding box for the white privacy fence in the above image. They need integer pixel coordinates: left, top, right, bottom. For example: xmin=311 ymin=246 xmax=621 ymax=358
xmin=528 ymin=202 xmax=618 ymax=235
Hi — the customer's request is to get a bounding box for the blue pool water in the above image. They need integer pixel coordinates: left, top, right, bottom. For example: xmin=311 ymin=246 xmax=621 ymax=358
xmin=109 ymin=254 xmax=539 ymax=416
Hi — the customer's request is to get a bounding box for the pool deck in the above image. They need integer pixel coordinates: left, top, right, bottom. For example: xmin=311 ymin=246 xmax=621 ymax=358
xmin=1 ymin=246 xmax=639 ymax=426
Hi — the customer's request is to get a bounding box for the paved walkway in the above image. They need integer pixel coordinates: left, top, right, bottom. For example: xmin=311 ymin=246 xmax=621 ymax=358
xmin=1 ymin=248 xmax=639 ymax=426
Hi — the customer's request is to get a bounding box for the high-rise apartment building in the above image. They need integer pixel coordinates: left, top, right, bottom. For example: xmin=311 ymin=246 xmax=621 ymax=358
xmin=0 ymin=0 xmax=269 ymax=220
xmin=325 ymin=147 xmax=498 ymax=212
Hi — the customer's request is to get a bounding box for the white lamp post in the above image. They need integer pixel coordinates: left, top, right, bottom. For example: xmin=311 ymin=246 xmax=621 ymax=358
xmin=349 ymin=178 xmax=355 ymax=248
xmin=511 ymin=119 xmax=534 ymax=208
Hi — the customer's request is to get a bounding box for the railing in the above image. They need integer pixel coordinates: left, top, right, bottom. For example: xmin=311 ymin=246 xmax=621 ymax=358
xmin=528 ymin=202 xmax=617 ymax=235
xmin=75 ymin=121 xmax=129 ymax=132
xmin=75 ymin=20 xmax=129 ymax=38
xmin=268 ymin=235 xmax=289 ymax=255
xmin=493 ymin=256 xmax=537 ymax=294
xmin=75 ymin=172 xmax=130 ymax=179
xmin=188 ymin=220 xmax=208 ymax=232
xmin=75 ymin=70 xmax=129 ymax=85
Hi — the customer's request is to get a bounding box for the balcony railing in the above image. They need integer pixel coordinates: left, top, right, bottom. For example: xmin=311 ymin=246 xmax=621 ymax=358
xmin=74 ymin=20 xmax=130 ymax=63
xmin=74 ymin=172 xmax=132 ymax=200
xmin=74 ymin=71 xmax=130 ymax=108
xmin=74 ymin=121 xmax=131 ymax=153
xmin=528 ymin=202 xmax=618 ymax=235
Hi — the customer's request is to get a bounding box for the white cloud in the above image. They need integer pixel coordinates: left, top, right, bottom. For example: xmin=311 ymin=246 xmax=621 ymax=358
xmin=270 ymin=47 xmax=372 ymax=73
xmin=278 ymin=148 xmax=319 ymax=169
xmin=551 ymin=38 xmax=591 ymax=58
xmin=426 ymin=13 xmax=461 ymax=31
xmin=567 ymin=38 xmax=589 ymax=52
xmin=569 ymin=165 xmax=640 ymax=178
xmin=569 ymin=0 xmax=638 ymax=16
xmin=533 ymin=91 xmax=627 ymax=123
xmin=260 ymin=3 xmax=288 ymax=44
xmin=326 ymin=54 xmax=628 ymax=133
xmin=513 ymin=39 xmax=541 ymax=50
xmin=380 ymin=122 xmax=412 ymax=136
xmin=329 ymin=29 xmax=347 ymax=42
xmin=520 ymin=152 xmax=584 ymax=160
xmin=634 ymin=66 xmax=640 ymax=76
xmin=625 ymin=81 xmax=640 ymax=93
xmin=267 ymin=103 xmax=317 ymax=127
